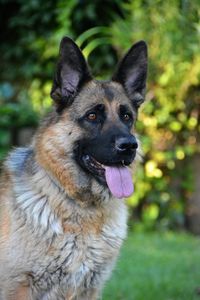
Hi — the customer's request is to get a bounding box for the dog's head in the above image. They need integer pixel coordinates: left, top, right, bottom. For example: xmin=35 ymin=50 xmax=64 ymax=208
xmin=36 ymin=37 xmax=147 ymax=201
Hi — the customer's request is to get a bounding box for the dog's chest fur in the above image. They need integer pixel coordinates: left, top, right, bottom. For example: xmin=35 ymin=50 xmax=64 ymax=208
xmin=31 ymin=202 xmax=127 ymax=292
xmin=7 ymin=148 xmax=128 ymax=297
xmin=32 ymin=216 xmax=126 ymax=294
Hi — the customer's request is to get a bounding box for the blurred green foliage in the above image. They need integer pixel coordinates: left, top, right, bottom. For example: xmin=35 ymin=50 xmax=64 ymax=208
xmin=0 ymin=0 xmax=199 ymax=231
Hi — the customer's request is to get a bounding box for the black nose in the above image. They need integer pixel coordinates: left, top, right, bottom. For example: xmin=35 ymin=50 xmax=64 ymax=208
xmin=115 ymin=136 xmax=138 ymax=152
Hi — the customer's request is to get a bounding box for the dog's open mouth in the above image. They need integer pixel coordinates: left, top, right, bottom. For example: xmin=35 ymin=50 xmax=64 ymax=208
xmin=82 ymin=154 xmax=105 ymax=177
xmin=82 ymin=154 xmax=134 ymax=198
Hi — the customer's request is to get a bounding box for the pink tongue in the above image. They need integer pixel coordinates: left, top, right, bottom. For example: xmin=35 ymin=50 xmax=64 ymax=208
xmin=105 ymin=166 xmax=134 ymax=199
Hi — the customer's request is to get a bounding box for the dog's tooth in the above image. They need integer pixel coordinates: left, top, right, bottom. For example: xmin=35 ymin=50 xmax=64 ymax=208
xmin=85 ymin=155 xmax=90 ymax=160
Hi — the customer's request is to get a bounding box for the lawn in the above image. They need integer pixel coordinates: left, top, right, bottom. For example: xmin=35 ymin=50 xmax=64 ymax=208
xmin=103 ymin=231 xmax=200 ymax=300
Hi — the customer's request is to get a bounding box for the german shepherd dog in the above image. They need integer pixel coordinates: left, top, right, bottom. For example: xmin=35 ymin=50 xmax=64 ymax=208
xmin=0 ymin=37 xmax=147 ymax=299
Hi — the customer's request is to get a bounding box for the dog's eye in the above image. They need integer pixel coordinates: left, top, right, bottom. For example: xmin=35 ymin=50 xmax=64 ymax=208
xmin=87 ymin=113 xmax=97 ymax=121
xmin=122 ymin=113 xmax=131 ymax=121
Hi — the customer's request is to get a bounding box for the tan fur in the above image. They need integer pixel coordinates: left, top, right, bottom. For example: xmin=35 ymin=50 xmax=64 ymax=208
xmin=0 ymin=80 xmax=140 ymax=300
xmin=8 ymin=284 xmax=30 ymax=300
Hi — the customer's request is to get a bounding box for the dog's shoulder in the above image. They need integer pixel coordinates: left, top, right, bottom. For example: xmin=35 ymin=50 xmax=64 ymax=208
xmin=5 ymin=147 xmax=33 ymax=176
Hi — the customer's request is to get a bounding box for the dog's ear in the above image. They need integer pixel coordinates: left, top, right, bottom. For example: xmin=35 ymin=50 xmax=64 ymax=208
xmin=51 ymin=37 xmax=91 ymax=109
xmin=112 ymin=41 xmax=148 ymax=108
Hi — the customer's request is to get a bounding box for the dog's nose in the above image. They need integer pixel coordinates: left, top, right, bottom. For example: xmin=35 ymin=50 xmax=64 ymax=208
xmin=115 ymin=136 xmax=138 ymax=152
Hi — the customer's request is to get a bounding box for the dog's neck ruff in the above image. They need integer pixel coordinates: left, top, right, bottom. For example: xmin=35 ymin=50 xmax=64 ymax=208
xmin=7 ymin=149 xmax=63 ymax=235
xmin=6 ymin=147 xmax=113 ymax=236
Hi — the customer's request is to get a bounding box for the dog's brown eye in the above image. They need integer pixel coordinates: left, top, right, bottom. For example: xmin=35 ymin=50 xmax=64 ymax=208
xmin=87 ymin=113 xmax=97 ymax=121
xmin=123 ymin=113 xmax=131 ymax=121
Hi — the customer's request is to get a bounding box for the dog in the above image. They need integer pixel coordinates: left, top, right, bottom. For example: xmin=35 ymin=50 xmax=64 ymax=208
xmin=0 ymin=37 xmax=148 ymax=300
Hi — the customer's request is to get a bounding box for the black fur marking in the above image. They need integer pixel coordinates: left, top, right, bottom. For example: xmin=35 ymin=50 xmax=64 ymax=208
xmin=74 ymin=118 xmax=137 ymax=184
xmin=101 ymin=83 xmax=114 ymax=101
xmin=119 ymin=104 xmax=134 ymax=128
xmin=77 ymin=104 xmax=106 ymax=132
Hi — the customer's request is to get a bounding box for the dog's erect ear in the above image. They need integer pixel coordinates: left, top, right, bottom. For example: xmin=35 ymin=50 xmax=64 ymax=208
xmin=112 ymin=41 xmax=148 ymax=108
xmin=51 ymin=37 xmax=91 ymax=109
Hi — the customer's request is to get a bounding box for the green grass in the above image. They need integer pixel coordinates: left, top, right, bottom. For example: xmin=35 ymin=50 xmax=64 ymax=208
xmin=103 ymin=231 xmax=200 ymax=300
